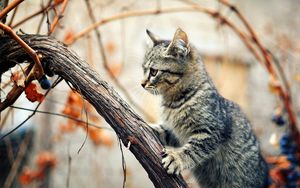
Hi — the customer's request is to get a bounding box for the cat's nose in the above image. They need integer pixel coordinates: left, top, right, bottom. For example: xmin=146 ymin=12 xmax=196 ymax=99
xmin=141 ymin=82 xmax=146 ymax=88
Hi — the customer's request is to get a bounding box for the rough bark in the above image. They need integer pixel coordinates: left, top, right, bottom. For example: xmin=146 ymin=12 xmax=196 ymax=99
xmin=0 ymin=34 xmax=188 ymax=188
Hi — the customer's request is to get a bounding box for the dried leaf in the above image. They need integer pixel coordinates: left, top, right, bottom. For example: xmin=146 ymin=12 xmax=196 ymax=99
xmin=54 ymin=0 xmax=64 ymax=6
xmin=59 ymin=122 xmax=76 ymax=133
xmin=19 ymin=152 xmax=56 ymax=186
xmin=19 ymin=167 xmax=35 ymax=185
xmin=269 ymin=167 xmax=285 ymax=184
xmin=89 ymin=128 xmax=113 ymax=147
xmin=64 ymin=30 xmax=74 ymax=44
xmin=36 ymin=151 xmax=57 ymax=169
xmin=88 ymin=128 xmax=103 ymax=145
xmin=60 ymin=91 xmax=107 ymax=146
xmin=106 ymin=41 xmax=117 ymax=54
xmin=62 ymin=92 xmax=83 ymax=118
xmin=10 ymin=71 xmax=25 ymax=87
xmin=108 ymin=63 xmax=122 ymax=77
xmin=25 ymin=83 xmax=44 ymax=102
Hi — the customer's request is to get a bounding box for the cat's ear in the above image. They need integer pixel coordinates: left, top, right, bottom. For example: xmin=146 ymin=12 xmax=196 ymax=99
xmin=166 ymin=28 xmax=190 ymax=58
xmin=146 ymin=29 xmax=160 ymax=46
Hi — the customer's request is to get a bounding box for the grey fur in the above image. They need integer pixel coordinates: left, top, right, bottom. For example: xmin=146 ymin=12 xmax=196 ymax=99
xmin=142 ymin=28 xmax=268 ymax=188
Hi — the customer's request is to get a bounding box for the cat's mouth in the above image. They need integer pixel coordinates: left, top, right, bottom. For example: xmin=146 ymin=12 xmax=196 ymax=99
xmin=144 ymin=86 xmax=160 ymax=95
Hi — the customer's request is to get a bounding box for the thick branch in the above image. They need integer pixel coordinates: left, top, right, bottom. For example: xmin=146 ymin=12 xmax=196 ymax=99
xmin=0 ymin=34 xmax=188 ymax=188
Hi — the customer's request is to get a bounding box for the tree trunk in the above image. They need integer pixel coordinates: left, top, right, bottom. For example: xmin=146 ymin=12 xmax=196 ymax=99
xmin=0 ymin=34 xmax=188 ymax=188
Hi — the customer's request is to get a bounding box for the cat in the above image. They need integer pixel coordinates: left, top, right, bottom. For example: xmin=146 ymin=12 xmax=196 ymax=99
xmin=141 ymin=28 xmax=268 ymax=188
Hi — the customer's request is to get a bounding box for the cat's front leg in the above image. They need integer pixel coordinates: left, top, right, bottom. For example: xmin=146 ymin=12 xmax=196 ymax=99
xmin=149 ymin=124 xmax=180 ymax=147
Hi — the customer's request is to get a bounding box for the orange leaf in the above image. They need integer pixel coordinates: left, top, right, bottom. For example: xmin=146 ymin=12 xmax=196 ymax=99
xmin=62 ymin=92 xmax=83 ymax=118
xmin=64 ymin=30 xmax=74 ymax=44
xmin=54 ymin=0 xmax=64 ymax=5
xmin=62 ymin=106 xmax=72 ymax=116
xmin=34 ymin=169 xmax=46 ymax=180
xmin=19 ymin=168 xmax=35 ymax=185
xmin=269 ymin=168 xmax=285 ymax=185
xmin=36 ymin=151 xmax=57 ymax=169
xmin=19 ymin=152 xmax=57 ymax=186
xmin=59 ymin=122 xmax=76 ymax=133
xmin=10 ymin=72 xmax=19 ymax=82
xmin=68 ymin=92 xmax=83 ymax=106
xmin=107 ymin=63 xmax=122 ymax=77
xmin=10 ymin=71 xmax=26 ymax=87
xmin=89 ymin=128 xmax=113 ymax=147
xmin=88 ymin=128 xmax=102 ymax=145
xmin=25 ymin=83 xmax=44 ymax=102
xmin=106 ymin=41 xmax=117 ymax=54
xmin=98 ymin=130 xmax=113 ymax=147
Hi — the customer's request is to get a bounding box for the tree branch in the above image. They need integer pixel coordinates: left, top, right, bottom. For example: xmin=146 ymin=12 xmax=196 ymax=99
xmin=0 ymin=34 xmax=188 ymax=188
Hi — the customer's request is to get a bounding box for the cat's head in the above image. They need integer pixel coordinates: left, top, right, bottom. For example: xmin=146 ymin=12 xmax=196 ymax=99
xmin=141 ymin=28 xmax=192 ymax=95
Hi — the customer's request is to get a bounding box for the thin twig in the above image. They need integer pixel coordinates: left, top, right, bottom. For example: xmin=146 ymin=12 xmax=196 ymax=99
xmin=118 ymin=138 xmax=126 ymax=188
xmin=77 ymin=88 xmax=89 ymax=154
xmin=86 ymin=34 xmax=95 ymax=67
xmin=66 ymin=141 xmax=72 ymax=188
xmin=0 ymin=0 xmax=23 ymax=20
xmin=3 ymin=131 xmax=32 ymax=188
xmin=0 ymin=108 xmax=12 ymax=131
xmin=7 ymin=4 xmax=18 ymax=27
xmin=48 ymin=0 xmax=69 ymax=35
xmin=4 ymin=137 xmax=15 ymax=164
xmin=11 ymin=0 xmax=55 ymax=29
xmin=268 ymin=50 xmax=291 ymax=94
xmin=9 ymin=105 xmax=110 ymax=131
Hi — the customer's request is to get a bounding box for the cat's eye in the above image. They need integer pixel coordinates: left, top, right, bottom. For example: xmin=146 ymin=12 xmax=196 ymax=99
xmin=149 ymin=68 xmax=158 ymax=77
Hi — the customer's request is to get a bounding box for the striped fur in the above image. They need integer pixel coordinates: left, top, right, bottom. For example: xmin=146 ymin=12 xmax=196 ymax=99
xmin=142 ymin=28 xmax=268 ymax=188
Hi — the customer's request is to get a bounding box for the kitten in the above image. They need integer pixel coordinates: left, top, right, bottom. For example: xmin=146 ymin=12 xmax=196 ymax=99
xmin=141 ymin=28 xmax=268 ymax=188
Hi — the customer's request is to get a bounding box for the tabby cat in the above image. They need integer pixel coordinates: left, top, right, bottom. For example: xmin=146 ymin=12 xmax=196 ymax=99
xmin=141 ymin=28 xmax=268 ymax=188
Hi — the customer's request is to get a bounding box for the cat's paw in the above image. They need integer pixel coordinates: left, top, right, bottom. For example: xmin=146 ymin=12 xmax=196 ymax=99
xmin=161 ymin=148 xmax=183 ymax=175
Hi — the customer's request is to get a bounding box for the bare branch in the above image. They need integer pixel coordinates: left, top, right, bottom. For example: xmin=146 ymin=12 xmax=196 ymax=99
xmin=48 ymin=0 xmax=69 ymax=35
xmin=0 ymin=0 xmax=23 ymax=21
xmin=11 ymin=0 xmax=55 ymax=29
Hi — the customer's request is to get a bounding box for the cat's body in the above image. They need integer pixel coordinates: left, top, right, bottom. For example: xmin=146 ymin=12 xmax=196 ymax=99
xmin=141 ymin=28 xmax=268 ymax=188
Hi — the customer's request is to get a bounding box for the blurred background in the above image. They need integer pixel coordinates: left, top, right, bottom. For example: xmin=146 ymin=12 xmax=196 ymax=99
xmin=1 ymin=0 xmax=300 ymax=187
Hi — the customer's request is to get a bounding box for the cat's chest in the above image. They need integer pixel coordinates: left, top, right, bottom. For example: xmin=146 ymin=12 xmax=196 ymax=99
xmin=163 ymin=107 xmax=185 ymax=125
xmin=162 ymin=107 xmax=191 ymax=140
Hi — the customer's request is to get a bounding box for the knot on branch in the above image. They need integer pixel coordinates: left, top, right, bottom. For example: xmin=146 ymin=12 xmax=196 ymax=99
xmin=211 ymin=11 xmax=220 ymax=18
xmin=229 ymin=5 xmax=237 ymax=12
